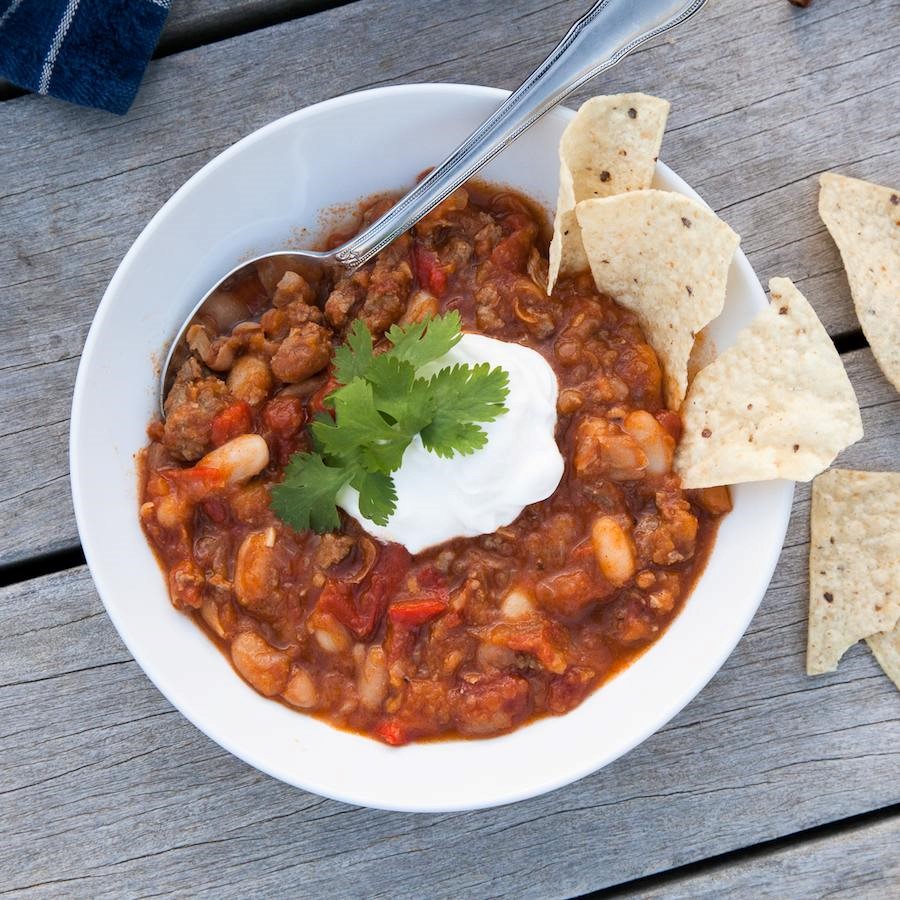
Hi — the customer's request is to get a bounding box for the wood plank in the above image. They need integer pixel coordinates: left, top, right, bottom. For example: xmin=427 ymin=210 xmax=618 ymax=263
xmin=614 ymin=815 xmax=900 ymax=899
xmin=1 ymin=348 xmax=896 ymax=897
xmin=160 ymin=1 xmax=354 ymax=52
xmin=0 ymin=0 xmax=897 ymax=565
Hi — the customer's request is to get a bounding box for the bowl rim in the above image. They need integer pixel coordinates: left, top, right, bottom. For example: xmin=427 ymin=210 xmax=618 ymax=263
xmin=71 ymin=82 xmax=793 ymax=812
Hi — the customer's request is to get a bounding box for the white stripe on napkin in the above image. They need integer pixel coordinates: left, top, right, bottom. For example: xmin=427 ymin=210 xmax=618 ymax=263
xmin=38 ymin=0 xmax=82 ymax=95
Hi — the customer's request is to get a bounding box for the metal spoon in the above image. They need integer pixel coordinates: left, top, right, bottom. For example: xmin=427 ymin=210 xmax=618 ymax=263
xmin=160 ymin=0 xmax=707 ymax=412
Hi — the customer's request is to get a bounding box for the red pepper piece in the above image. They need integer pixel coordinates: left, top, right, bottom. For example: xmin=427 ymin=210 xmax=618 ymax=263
xmin=387 ymin=591 xmax=448 ymax=627
xmin=413 ymin=245 xmax=448 ymax=296
xmin=210 ymin=401 xmax=253 ymax=447
xmin=375 ymin=718 xmax=409 ymax=746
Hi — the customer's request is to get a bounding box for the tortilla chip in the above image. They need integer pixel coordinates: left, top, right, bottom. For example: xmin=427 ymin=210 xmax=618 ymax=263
xmin=867 ymin=621 xmax=900 ymax=690
xmin=576 ymin=190 xmax=739 ymax=409
xmin=548 ymin=94 xmax=669 ymax=294
xmin=819 ymin=173 xmax=900 ymax=392
xmin=675 ymin=278 xmax=863 ymax=488
xmin=807 ymin=469 xmax=900 ymax=675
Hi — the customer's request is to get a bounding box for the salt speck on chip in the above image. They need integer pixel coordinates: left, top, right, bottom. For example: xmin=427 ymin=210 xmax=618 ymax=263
xmin=807 ymin=469 xmax=900 ymax=676
xmin=547 ymin=93 xmax=669 ymax=294
xmin=675 ymin=278 xmax=862 ymax=488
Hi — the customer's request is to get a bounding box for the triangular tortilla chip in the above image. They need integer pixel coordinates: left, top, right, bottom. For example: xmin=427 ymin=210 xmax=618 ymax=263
xmin=576 ymin=190 xmax=739 ymax=409
xmin=548 ymin=94 xmax=669 ymax=294
xmin=807 ymin=469 xmax=900 ymax=676
xmin=819 ymin=173 xmax=900 ymax=392
xmin=867 ymin=621 xmax=900 ymax=690
xmin=675 ymin=278 xmax=863 ymax=488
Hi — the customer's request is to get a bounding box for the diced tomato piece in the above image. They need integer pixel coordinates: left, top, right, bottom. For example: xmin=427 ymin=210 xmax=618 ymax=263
xmin=375 ymin=718 xmax=409 ymax=746
xmin=654 ymin=409 xmax=683 ymax=443
xmin=388 ymin=593 xmax=448 ymax=627
xmin=165 ymin=465 xmax=227 ymax=500
xmin=210 ymin=401 xmax=253 ymax=447
xmin=263 ymin=396 xmax=306 ymax=438
xmin=416 ymin=565 xmax=446 ymax=591
xmin=317 ymin=543 xmax=412 ymax=641
xmin=201 ymin=498 xmax=229 ymax=524
xmin=309 ymin=374 xmax=339 ymax=417
xmin=317 ymin=580 xmax=357 ymax=630
xmin=413 ymin=245 xmax=448 ymax=296
xmin=490 ymin=228 xmax=532 ymax=271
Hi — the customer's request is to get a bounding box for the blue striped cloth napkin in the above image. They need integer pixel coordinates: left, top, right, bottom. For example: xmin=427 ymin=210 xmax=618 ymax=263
xmin=0 ymin=0 xmax=170 ymax=114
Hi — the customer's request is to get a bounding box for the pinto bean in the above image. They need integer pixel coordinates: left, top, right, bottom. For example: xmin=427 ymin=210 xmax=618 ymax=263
xmin=226 ymin=355 xmax=273 ymax=406
xmin=233 ymin=528 xmax=277 ymax=610
xmin=283 ymin=667 xmax=318 ymax=709
xmin=230 ymin=631 xmax=290 ymax=696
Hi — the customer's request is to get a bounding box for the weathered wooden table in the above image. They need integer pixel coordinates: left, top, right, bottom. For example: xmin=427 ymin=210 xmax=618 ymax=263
xmin=1 ymin=1 xmax=898 ymax=895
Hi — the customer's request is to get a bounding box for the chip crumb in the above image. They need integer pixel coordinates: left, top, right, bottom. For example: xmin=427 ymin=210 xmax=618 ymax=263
xmin=824 ymin=592 xmax=833 ymax=603
xmin=681 ymin=216 xmax=692 ymax=228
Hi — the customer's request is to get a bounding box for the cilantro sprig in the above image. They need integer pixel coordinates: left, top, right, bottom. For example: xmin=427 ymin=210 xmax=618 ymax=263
xmin=270 ymin=311 xmax=509 ymax=532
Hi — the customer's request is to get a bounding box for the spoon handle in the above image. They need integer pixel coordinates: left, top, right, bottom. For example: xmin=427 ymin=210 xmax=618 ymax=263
xmin=335 ymin=0 xmax=707 ymax=270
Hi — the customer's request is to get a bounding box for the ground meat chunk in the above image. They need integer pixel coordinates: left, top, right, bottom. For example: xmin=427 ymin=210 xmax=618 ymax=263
xmin=272 ymin=271 xmax=315 ymax=307
xmin=315 ymin=533 xmax=355 ymax=569
xmin=162 ymin=359 xmax=232 ymax=461
xmin=360 ymin=235 xmax=413 ymax=335
xmin=260 ymin=298 xmax=324 ymax=340
xmin=270 ymin=322 xmax=332 ymax=383
xmin=324 ymin=272 xmax=367 ymax=329
xmin=451 ymin=673 xmax=531 ymax=736
xmin=634 ymin=489 xmax=699 ymax=566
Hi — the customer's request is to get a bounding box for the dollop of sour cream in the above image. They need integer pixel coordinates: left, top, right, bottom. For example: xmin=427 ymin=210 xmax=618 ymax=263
xmin=337 ymin=333 xmax=564 ymax=554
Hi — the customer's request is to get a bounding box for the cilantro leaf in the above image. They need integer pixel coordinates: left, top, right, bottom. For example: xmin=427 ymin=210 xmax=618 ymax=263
xmin=420 ymin=363 xmax=509 ymax=458
xmin=366 ymin=354 xmax=435 ymax=434
xmin=312 ymin=377 xmax=411 ymax=473
xmin=386 ymin=310 xmax=462 ymax=369
xmin=332 ymin=319 xmax=374 ymax=385
xmin=351 ymin=469 xmax=397 ymax=525
xmin=270 ymin=453 xmax=351 ymax=532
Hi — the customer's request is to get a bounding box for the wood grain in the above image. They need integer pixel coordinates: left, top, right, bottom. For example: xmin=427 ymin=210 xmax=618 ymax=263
xmin=1 ymin=348 xmax=896 ymax=897
xmin=160 ymin=0 xmax=354 ymax=53
xmin=616 ymin=814 xmax=900 ymax=899
xmin=1 ymin=0 xmax=897 ymax=566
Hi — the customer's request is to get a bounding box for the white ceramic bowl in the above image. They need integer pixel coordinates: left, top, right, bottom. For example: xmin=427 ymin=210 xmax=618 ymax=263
xmin=71 ymin=84 xmax=792 ymax=812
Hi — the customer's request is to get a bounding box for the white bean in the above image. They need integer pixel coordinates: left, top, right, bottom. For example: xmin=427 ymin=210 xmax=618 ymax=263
xmin=356 ymin=646 xmax=389 ymax=711
xmin=591 ymin=516 xmax=637 ymax=587
xmin=501 ymin=588 xmax=535 ymax=620
xmin=622 ymin=411 xmax=674 ymax=476
xmin=198 ymin=434 xmax=269 ymax=485
xmin=283 ymin=667 xmax=318 ymax=708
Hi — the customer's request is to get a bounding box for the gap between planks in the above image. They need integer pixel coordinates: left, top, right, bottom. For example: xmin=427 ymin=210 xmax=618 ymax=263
xmin=593 ymin=802 xmax=900 ymax=899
